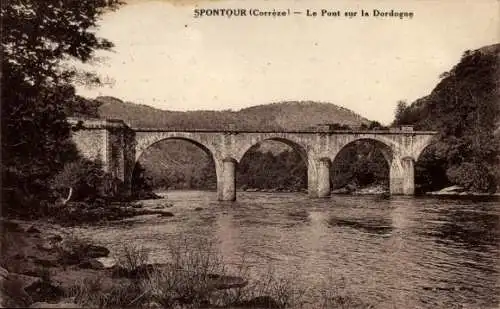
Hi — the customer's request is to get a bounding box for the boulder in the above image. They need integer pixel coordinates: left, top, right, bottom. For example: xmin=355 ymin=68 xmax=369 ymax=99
xmin=207 ymin=274 xmax=248 ymax=290
xmin=24 ymin=279 xmax=65 ymax=303
xmin=84 ymin=244 xmax=110 ymax=258
xmin=0 ymin=269 xmax=36 ymax=308
xmin=33 ymin=257 xmax=59 ymax=268
xmin=37 ymin=241 xmax=56 ymax=252
xmin=96 ymin=257 xmax=116 ymax=268
xmin=59 ymin=244 xmax=110 ymax=266
xmin=78 ymin=258 xmax=105 ymax=270
xmin=331 ymin=187 xmax=351 ymax=194
xmin=439 ymin=185 xmax=464 ymax=193
xmin=158 ymin=211 xmax=174 ymax=217
xmin=145 ymin=301 xmax=163 ymax=309
xmin=429 ymin=185 xmax=465 ymax=195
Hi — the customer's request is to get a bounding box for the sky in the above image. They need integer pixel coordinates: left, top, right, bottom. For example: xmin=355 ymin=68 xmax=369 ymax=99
xmin=76 ymin=0 xmax=499 ymax=124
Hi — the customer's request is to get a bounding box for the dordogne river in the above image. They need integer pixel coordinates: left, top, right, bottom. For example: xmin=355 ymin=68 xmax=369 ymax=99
xmin=71 ymin=191 xmax=499 ymax=309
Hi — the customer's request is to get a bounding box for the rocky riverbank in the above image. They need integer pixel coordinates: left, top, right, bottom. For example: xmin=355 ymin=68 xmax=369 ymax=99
xmin=0 ymin=217 xmax=309 ymax=308
xmin=0 ymin=218 xmax=254 ymax=308
xmin=42 ymin=199 xmax=175 ymax=226
xmin=426 ymin=185 xmax=500 ymax=197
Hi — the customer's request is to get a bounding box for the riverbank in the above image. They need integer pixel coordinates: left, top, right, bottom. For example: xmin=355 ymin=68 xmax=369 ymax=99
xmin=3 ymin=192 xmax=498 ymax=309
xmin=0 ymin=215 xmax=371 ymax=309
xmin=38 ymin=199 xmax=175 ymax=227
xmin=426 ymin=185 xmax=500 ymax=197
xmin=0 ymin=218 xmax=264 ymax=308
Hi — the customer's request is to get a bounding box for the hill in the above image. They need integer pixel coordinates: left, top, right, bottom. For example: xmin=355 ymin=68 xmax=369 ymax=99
xmin=96 ymin=98 xmax=369 ymax=130
xmin=393 ymin=43 xmax=500 ymax=193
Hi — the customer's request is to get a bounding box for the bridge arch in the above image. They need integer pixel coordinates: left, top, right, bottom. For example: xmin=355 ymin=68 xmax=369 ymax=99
xmin=134 ymin=132 xmax=221 ymax=163
xmin=131 ymin=133 xmax=221 ymax=194
xmin=329 ymin=135 xmax=398 ymax=163
xmin=413 ymin=140 xmax=447 ymax=193
xmin=235 ymin=136 xmax=308 ymax=163
xmin=236 ymin=137 xmax=309 ymax=193
xmin=329 ymin=138 xmax=393 ymax=193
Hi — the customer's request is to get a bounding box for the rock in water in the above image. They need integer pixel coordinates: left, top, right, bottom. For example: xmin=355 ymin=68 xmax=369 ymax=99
xmin=30 ymin=301 xmax=80 ymax=308
xmin=78 ymin=258 xmax=105 ymax=270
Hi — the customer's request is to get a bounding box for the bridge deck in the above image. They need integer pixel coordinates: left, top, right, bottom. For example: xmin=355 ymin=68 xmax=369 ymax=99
xmin=132 ymin=128 xmax=437 ymax=135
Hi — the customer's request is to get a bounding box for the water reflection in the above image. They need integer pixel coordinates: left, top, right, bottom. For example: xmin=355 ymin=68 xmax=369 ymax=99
xmin=431 ymin=209 xmax=500 ymax=250
xmin=73 ymin=191 xmax=500 ymax=309
xmin=327 ymin=216 xmax=393 ymax=235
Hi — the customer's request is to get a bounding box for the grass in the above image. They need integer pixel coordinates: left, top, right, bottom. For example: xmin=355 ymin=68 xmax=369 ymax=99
xmin=115 ymin=243 xmax=151 ymax=274
xmin=65 ymin=237 xmax=375 ymax=309
xmin=68 ymin=276 xmax=142 ymax=308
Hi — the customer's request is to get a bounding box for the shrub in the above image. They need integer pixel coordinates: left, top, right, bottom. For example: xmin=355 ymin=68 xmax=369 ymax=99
xmin=51 ymin=158 xmax=123 ymax=202
xmin=67 ymin=276 xmax=142 ymax=308
xmin=139 ymin=238 xmax=226 ymax=307
xmin=115 ymin=243 xmax=151 ymax=276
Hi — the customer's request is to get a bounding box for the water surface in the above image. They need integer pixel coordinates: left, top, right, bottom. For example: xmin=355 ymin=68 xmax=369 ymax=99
xmin=73 ymin=191 xmax=500 ymax=308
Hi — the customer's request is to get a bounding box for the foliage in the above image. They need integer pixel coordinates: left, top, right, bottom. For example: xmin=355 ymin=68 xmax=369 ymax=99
xmin=393 ymin=46 xmax=500 ymax=192
xmin=64 ymin=96 xmax=102 ymax=118
xmin=98 ymin=97 xmax=370 ymax=130
xmin=331 ymin=141 xmax=389 ymax=190
xmin=1 ymin=0 xmax=122 ymax=214
xmin=131 ymin=162 xmax=155 ymax=197
xmin=393 ymin=100 xmax=408 ymax=125
xmin=51 ymin=158 xmax=124 ymax=201
xmin=137 ymin=140 xmax=389 ymax=193
xmin=237 ymin=148 xmax=307 ymax=191
xmin=68 ymin=276 xmax=141 ymax=309
xmin=414 ymin=145 xmax=450 ymax=193
xmin=359 ymin=121 xmax=389 ymax=130
xmin=115 ymin=243 xmax=151 ymax=274
xmin=135 ymin=140 xmax=217 ymax=191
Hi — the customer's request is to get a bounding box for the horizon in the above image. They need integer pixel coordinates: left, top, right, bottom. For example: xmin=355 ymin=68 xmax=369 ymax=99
xmin=76 ymin=0 xmax=499 ymax=125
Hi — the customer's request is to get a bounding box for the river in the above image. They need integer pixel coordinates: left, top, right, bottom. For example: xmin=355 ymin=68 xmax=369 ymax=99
xmin=71 ymin=191 xmax=500 ymax=309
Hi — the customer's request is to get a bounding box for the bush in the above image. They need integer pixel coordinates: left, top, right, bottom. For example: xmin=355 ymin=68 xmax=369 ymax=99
xmin=51 ymin=158 xmax=123 ymax=202
xmin=139 ymin=238 xmax=227 ymax=307
xmin=68 ymin=276 xmax=141 ymax=308
xmin=115 ymin=243 xmax=151 ymax=276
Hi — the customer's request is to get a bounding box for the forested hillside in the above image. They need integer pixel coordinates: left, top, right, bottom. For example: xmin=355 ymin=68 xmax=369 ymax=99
xmin=394 ymin=44 xmax=500 ymax=193
xmin=97 ymin=97 xmax=369 ymax=130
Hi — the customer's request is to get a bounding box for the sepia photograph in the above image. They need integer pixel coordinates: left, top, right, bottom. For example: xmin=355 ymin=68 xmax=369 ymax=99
xmin=1 ymin=0 xmax=499 ymax=308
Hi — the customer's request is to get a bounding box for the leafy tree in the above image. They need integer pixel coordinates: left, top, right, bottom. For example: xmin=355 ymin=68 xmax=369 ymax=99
xmin=1 ymin=0 xmax=122 ymax=213
xmin=394 ymin=100 xmax=408 ymax=125
xmin=131 ymin=162 xmax=155 ymax=198
xmin=392 ymin=47 xmax=500 ymax=192
xmin=51 ymin=158 xmax=121 ymax=201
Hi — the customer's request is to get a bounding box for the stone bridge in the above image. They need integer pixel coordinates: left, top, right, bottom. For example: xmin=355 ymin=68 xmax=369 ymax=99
xmin=68 ymin=118 xmax=437 ymax=201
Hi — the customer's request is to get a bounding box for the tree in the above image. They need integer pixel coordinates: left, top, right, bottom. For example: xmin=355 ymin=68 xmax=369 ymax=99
xmin=393 ymin=100 xmax=408 ymax=126
xmin=1 ymin=0 xmax=122 ymax=213
xmin=390 ymin=46 xmax=500 ymax=192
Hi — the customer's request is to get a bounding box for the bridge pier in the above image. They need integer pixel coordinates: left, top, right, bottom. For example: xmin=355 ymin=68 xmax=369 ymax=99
xmin=390 ymin=157 xmax=415 ymax=195
xmin=317 ymin=158 xmax=331 ymax=198
xmin=218 ymin=158 xmax=237 ymax=201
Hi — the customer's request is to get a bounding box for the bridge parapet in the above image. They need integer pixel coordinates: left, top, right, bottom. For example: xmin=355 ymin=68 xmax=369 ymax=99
xmin=68 ymin=117 xmax=130 ymax=129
